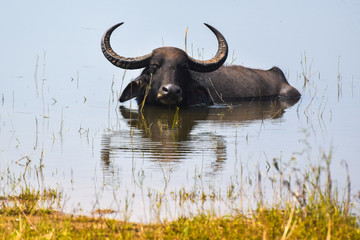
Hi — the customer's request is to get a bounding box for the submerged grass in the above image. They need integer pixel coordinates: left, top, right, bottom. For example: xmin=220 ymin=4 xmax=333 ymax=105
xmin=1 ymin=153 xmax=359 ymax=239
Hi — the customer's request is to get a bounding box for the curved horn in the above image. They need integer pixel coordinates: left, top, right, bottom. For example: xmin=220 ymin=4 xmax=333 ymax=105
xmin=101 ymin=22 xmax=152 ymax=69
xmin=188 ymin=23 xmax=228 ymax=72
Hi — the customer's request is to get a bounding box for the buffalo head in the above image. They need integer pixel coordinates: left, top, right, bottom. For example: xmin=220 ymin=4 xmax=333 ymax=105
xmin=101 ymin=22 xmax=228 ymax=106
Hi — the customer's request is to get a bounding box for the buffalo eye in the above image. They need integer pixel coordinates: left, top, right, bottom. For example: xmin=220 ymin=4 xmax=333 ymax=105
xmin=149 ymin=63 xmax=160 ymax=73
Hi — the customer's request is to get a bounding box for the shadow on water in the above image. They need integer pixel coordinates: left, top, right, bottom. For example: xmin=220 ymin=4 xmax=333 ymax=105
xmin=101 ymin=98 xmax=299 ymax=175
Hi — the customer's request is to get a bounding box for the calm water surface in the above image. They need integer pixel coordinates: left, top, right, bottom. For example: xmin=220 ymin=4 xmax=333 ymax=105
xmin=1 ymin=0 xmax=359 ymax=221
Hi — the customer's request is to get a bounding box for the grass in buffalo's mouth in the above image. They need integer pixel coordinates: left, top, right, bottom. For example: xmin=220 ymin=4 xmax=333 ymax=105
xmin=1 ymin=152 xmax=359 ymax=239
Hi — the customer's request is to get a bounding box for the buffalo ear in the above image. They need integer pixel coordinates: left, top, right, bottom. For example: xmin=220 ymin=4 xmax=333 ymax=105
xmin=119 ymin=79 xmax=145 ymax=102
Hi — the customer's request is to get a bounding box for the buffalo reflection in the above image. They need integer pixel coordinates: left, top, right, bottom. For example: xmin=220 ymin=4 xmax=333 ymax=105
xmin=101 ymin=99 xmax=299 ymax=175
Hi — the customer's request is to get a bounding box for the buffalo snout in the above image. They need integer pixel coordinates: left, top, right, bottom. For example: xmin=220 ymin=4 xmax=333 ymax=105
xmin=157 ymin=84 xmax=183 ymax=105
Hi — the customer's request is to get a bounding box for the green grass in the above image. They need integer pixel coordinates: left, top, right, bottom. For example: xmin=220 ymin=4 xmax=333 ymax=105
xmin=0 ymin=199 xmax=358 ymax=239
xmin=1 ymin=156 xmax=359 ymax=239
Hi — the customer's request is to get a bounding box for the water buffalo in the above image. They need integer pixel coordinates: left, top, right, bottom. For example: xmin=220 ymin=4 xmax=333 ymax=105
xmin=101 ymin=22 xmax=301 ymax=106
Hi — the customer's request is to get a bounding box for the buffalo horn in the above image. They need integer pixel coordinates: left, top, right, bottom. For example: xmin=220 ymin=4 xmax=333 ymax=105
xmin=187 ymin=23 xmax=228 ymax=72
xmin=101 ymin=22 xmax=152 ymax=69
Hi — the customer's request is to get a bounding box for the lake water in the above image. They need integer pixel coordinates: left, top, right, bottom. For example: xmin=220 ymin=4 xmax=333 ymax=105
xmin=1 ymin=0 xmax=359 ymax=222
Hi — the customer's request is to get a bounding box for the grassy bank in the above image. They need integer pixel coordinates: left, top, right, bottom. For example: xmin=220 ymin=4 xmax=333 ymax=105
xmin=1 ymin=157 xmax=359 ymax=239
xmin=0 ymin=200 xmax=359 ymax=239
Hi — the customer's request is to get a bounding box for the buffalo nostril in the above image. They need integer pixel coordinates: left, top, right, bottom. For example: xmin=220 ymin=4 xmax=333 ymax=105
xmin=162 ymin=86 xmax=169 ymax=93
